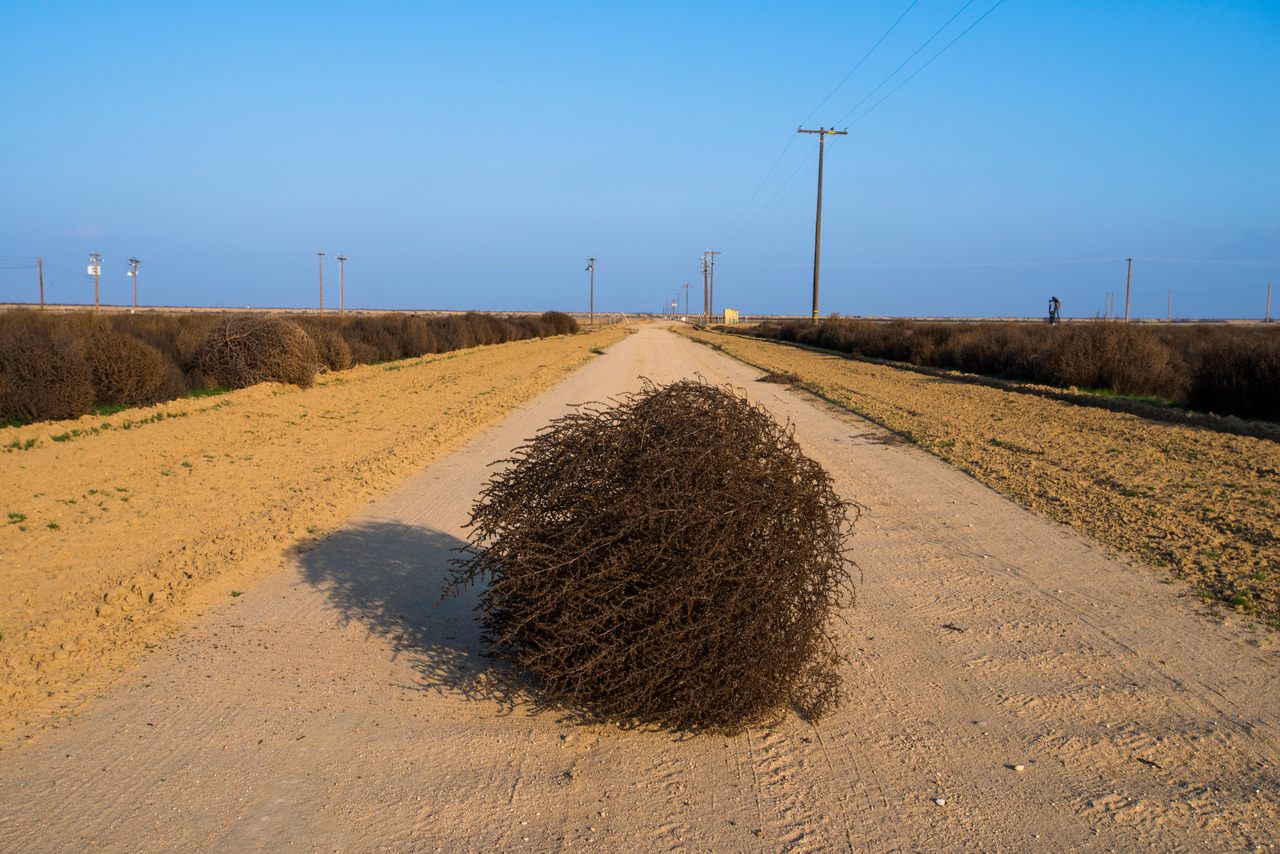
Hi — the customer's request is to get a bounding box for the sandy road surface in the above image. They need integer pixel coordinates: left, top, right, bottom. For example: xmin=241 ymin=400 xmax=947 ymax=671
xmin=1 ymin=324 xmax=1277 ymax=851
xmin=0 ymin=327 xmax=624 ymax=743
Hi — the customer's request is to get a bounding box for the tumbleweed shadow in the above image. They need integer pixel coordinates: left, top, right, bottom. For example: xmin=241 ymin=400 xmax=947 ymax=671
xmin=292 ymin=520 xmax=522 ymax=712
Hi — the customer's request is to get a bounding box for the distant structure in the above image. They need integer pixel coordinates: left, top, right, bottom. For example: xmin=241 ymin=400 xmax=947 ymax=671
xmin=1048 ymin=295 xmax=1061 ymax=325
xmin=723 ymin=308 xmax=740 ymax=325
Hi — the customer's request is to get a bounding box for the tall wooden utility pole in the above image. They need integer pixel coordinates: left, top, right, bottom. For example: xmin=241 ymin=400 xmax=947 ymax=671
xmin=336 ymin=255 xmax=348 ymax=318
xmin=88 ymin=253 xmax=102 ymax=314
xmin=681 ymin=282 xmax=692 ymax=318
xmin=317 ymin=252 xmax=325 ymax=311
xmin=701 ymin=254 xmax=709 ymax=323
xmin=1124 ymin=257 xmax=1133 ymax=322
xmin=128 ymin=257 xmax=140 ymax=307
xmin=706 ymin=250 xmax=721 ymax=322
xmin=1167 ymin=289 xmax=1172 ymax=322
xmin=585 ymin=258 xmax=595 ymax=324
xmin=38 ymin=256 xmax=44 ymax=310
xmin=1266 ymin=281 xmax=1272 ymax=323
xmin=799 ymin=127 xmax=847 ymax=322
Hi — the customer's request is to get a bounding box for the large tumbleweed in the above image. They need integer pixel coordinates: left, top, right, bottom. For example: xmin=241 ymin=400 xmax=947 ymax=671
xmin=194 ymin=315 xmax=318 ymax=389
xmin=449 ymin=379 xmax=855 ymax=732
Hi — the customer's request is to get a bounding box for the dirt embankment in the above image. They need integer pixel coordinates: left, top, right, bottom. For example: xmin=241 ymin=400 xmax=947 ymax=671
xmin=683 ymin=327 xmax=1280 ymax=627
xmin=0 ymin=326 xmax=626 ymax=745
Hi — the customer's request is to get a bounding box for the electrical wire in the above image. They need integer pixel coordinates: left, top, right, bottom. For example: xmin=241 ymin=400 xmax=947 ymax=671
xmin=839 ymin=0 xmax=1009 ymax=129
xmin=722 ymin=146 xmax=819 ymax=249
xmin=830 ymin=0 xmax=978 ymax=128
xmin=797 ymin=0 xmax=923 ymax=130
xmin=713 ymin=0 xmax=923 ymax=246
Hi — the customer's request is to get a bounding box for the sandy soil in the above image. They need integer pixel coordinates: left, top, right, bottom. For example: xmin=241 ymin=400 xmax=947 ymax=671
xmin=0 ymin=326 xmax=626 ymax=744
xmin=684 ymin=327 xmax=1280 ymax=627
xmin=0 ymin=323 xmax=1275 ymax=851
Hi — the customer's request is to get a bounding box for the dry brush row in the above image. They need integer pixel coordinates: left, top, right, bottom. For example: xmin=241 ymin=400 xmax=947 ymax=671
xmin=0 ymin=310 xmax=579 ymax=425
xmin=745 ymin=318 xmax=1280 ymax=422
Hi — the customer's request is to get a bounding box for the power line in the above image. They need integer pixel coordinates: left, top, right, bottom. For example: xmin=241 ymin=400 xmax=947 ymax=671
xmin=715 ymin=0 xmax=922 ymax=245
xmin=722 ymin=146 xmax=819 ymax=249
xmin=838 ymin=0 xmax=1009 ymax=129
xmin=830 ymin=0 xmax=979 ymax=128
xmin=798 ymin=0 xmax=923 ymax=129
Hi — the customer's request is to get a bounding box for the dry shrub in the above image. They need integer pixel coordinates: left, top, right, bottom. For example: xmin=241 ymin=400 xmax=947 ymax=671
xmin=430 ymin=315 xmax=478 ymax=352
xmin=396 ymin=316 xmax=440 ymax=357
xmin=114 ymin=313 xmax=216 ymax=373
xmin=297 ymin=320 xmax=354 ymax=372
xmin=0 ymin=314 xmax=94 ymax=423
xmin=449 ymin=379 xmax=854 ymax=732
xmin=1189 ymin=335 xmax=1280 ymax=420
xmin=194 ymin=315 xmax=318 ymax=389
xmin=82 ymin=326 xmax=183 ymax=406
xmin=340 ymin=317 xmax=402 ymax=364
xmin=759 ymin=370 xmax=802 ymax=385
xmin=540 ymin=310 xmax=579 ymax=336
xmin=1041 ymin=324 xmax=1185 ymax=398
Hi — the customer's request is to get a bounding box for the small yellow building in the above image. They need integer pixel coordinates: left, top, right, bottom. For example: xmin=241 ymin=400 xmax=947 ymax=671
xmin=722 ymin=308 xmax=739 ymax=325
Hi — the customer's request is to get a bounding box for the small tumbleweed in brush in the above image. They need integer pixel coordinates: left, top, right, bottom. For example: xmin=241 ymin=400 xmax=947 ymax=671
xmin=448 ymin=378 xmax=856 ymax=733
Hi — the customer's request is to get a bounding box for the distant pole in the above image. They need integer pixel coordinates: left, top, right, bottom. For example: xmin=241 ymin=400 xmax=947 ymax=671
xmin=1124 ymin=257 xmax=1132 ymax=322
xmin=128 ymin=257 xmax=140 ymax=307
xmin=701 ymin=254 xmax=709 ymax=323
xmin=706 ymin=250 xmax=721 ymax=322
xmin=799 ymin=126 xmax=848 ymax=322
xmin=586 ymin=257 xmax=595 ymax=324
xmin=336 ymin=255 xmax=348 ymax=318
xmin=88 ymin=253 xmax=102 ymax=314
xmin=681 ymin=282 xmax=692 ymax=317
xmin=317 ymin=252 xmax=325 ymax=311
xmin=1167 ymin=289 xmax=1172 ymax=322
xmin=1265 ymin=281 xmax=1272 ymax=323
xmin=38 ymin=256 xmax=44 ymax=310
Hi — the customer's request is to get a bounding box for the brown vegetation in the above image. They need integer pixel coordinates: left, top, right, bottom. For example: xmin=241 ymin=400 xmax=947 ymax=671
xmin=194 ymin=316 xmax=319 ymax=389
xmin=747 ymin=318 xmax=1280 ymax=421
xmin=82 ymin=326 xmax=184 ymax=406
xmin=448 ymin=379 xmax=854 ymax=732
xmin=0 ymin=309 xmax=581 ymax=424
xmin=0 ymin=315 xmax=93 ymax=424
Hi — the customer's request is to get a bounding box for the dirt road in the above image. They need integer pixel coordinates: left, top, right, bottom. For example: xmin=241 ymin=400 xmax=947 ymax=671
xmin=1 ymin=324 xmax=1276 ymax=851
xmin=0 ymin=326 xmax=625 ymax=744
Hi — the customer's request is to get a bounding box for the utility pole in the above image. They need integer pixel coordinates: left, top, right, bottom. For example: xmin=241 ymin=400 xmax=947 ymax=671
xmin=1167 ymin=289 xmax=1172 ymax=322
xmin=336 ymin=255 xmax=348 ymax=318
xmin=586 ymin=258 xmax=595 ymax=324
xmin=701 ymin=254 xmax=709 ymax=323
xmin=88 ymin=253 xmax=102 ymax=314
xmin=706 ymin=250 xmax=721 ymax=322
xmin=1124 ymin=257 xmax=1133 ymax=322
xmin=128 ymin=257 xmax=140 ymax=308
xmin=317 ymin=252 xmax=325 ymax=311
xmin=1266 ymin=281 xmax=1272 ymax=323
xmin=681 ymin=282 xmax=692 ymax=318
xmin=799 ymin=127 xmax=847 ymax=322
xmin=38 ymin=256 xmax=44 ymax=310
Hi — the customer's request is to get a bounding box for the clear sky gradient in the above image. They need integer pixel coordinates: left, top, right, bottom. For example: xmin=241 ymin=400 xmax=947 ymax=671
xmin=1 ymin=1 xmax=1276 ymax=318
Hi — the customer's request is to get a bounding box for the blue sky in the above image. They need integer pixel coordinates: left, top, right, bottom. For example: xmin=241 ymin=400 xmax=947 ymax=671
xmin=1 ymin=1 xmax=1276 ymax=318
